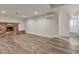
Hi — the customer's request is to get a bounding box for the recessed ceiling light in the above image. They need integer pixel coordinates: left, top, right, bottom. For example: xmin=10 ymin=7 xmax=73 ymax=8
xmin=2 ymin=11 xmax=6 ymax=13
xmin=22 ymin=15 xmax=26 ymax=18
xmin=34 ymin=11 xmax=38 ymax=15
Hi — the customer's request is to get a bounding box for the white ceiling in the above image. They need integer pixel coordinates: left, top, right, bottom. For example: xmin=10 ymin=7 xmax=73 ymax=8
xmin=0 ymin=4 xmax=64 ymax=19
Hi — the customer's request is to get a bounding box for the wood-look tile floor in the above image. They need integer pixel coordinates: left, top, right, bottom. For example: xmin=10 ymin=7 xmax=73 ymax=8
xmin=0 ymin=34 xmax=79 ymax=54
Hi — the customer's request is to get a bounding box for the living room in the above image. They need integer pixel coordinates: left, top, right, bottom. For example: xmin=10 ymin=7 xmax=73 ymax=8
xmin=0 ymin=4 xmax=79 ymax=54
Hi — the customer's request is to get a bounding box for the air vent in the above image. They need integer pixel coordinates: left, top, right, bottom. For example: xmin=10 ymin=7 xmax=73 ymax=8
xmin=45 ymin=12 xmax=55 ymax=15
xmin=44 ymin=13 xmax=55 ymax=19
xmin=16 ymin=12 xmax=19 ymax=14
xmin=50 ymin=4 xmax=65 ymax=8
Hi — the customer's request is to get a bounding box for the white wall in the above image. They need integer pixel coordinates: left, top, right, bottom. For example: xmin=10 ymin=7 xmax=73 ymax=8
xmin=77 ymin=16 xmax=79 ymax=34
xmin=24 ymin=4 xmax=79 ymax=37
xmin=51 ymin=4 xmax=79 ymax=36
xmin=24 ymin=14 xmax=59 ymax=38
xmin=0 ymin=17 xmax=25 ymax=31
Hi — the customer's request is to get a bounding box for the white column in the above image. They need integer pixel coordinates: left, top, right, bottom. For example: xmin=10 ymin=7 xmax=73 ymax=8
xmin=59 ymin=11 xmax=70 ymax=37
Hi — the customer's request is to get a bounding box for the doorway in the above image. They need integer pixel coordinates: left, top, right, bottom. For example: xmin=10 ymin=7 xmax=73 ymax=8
xmin=69 ymin=16 xmax=79 ymax=38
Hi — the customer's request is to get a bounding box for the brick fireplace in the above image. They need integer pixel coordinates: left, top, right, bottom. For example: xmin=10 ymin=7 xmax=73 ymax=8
xmin=0 ymin=22 xmax=19 ymax=35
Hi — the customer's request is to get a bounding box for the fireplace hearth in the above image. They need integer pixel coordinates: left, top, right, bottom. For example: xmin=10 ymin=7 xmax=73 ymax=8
xmin=0 ymin=22 xmax=19 ymax=35
xmin=6 ymin=27 xmax=14 ymax=32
